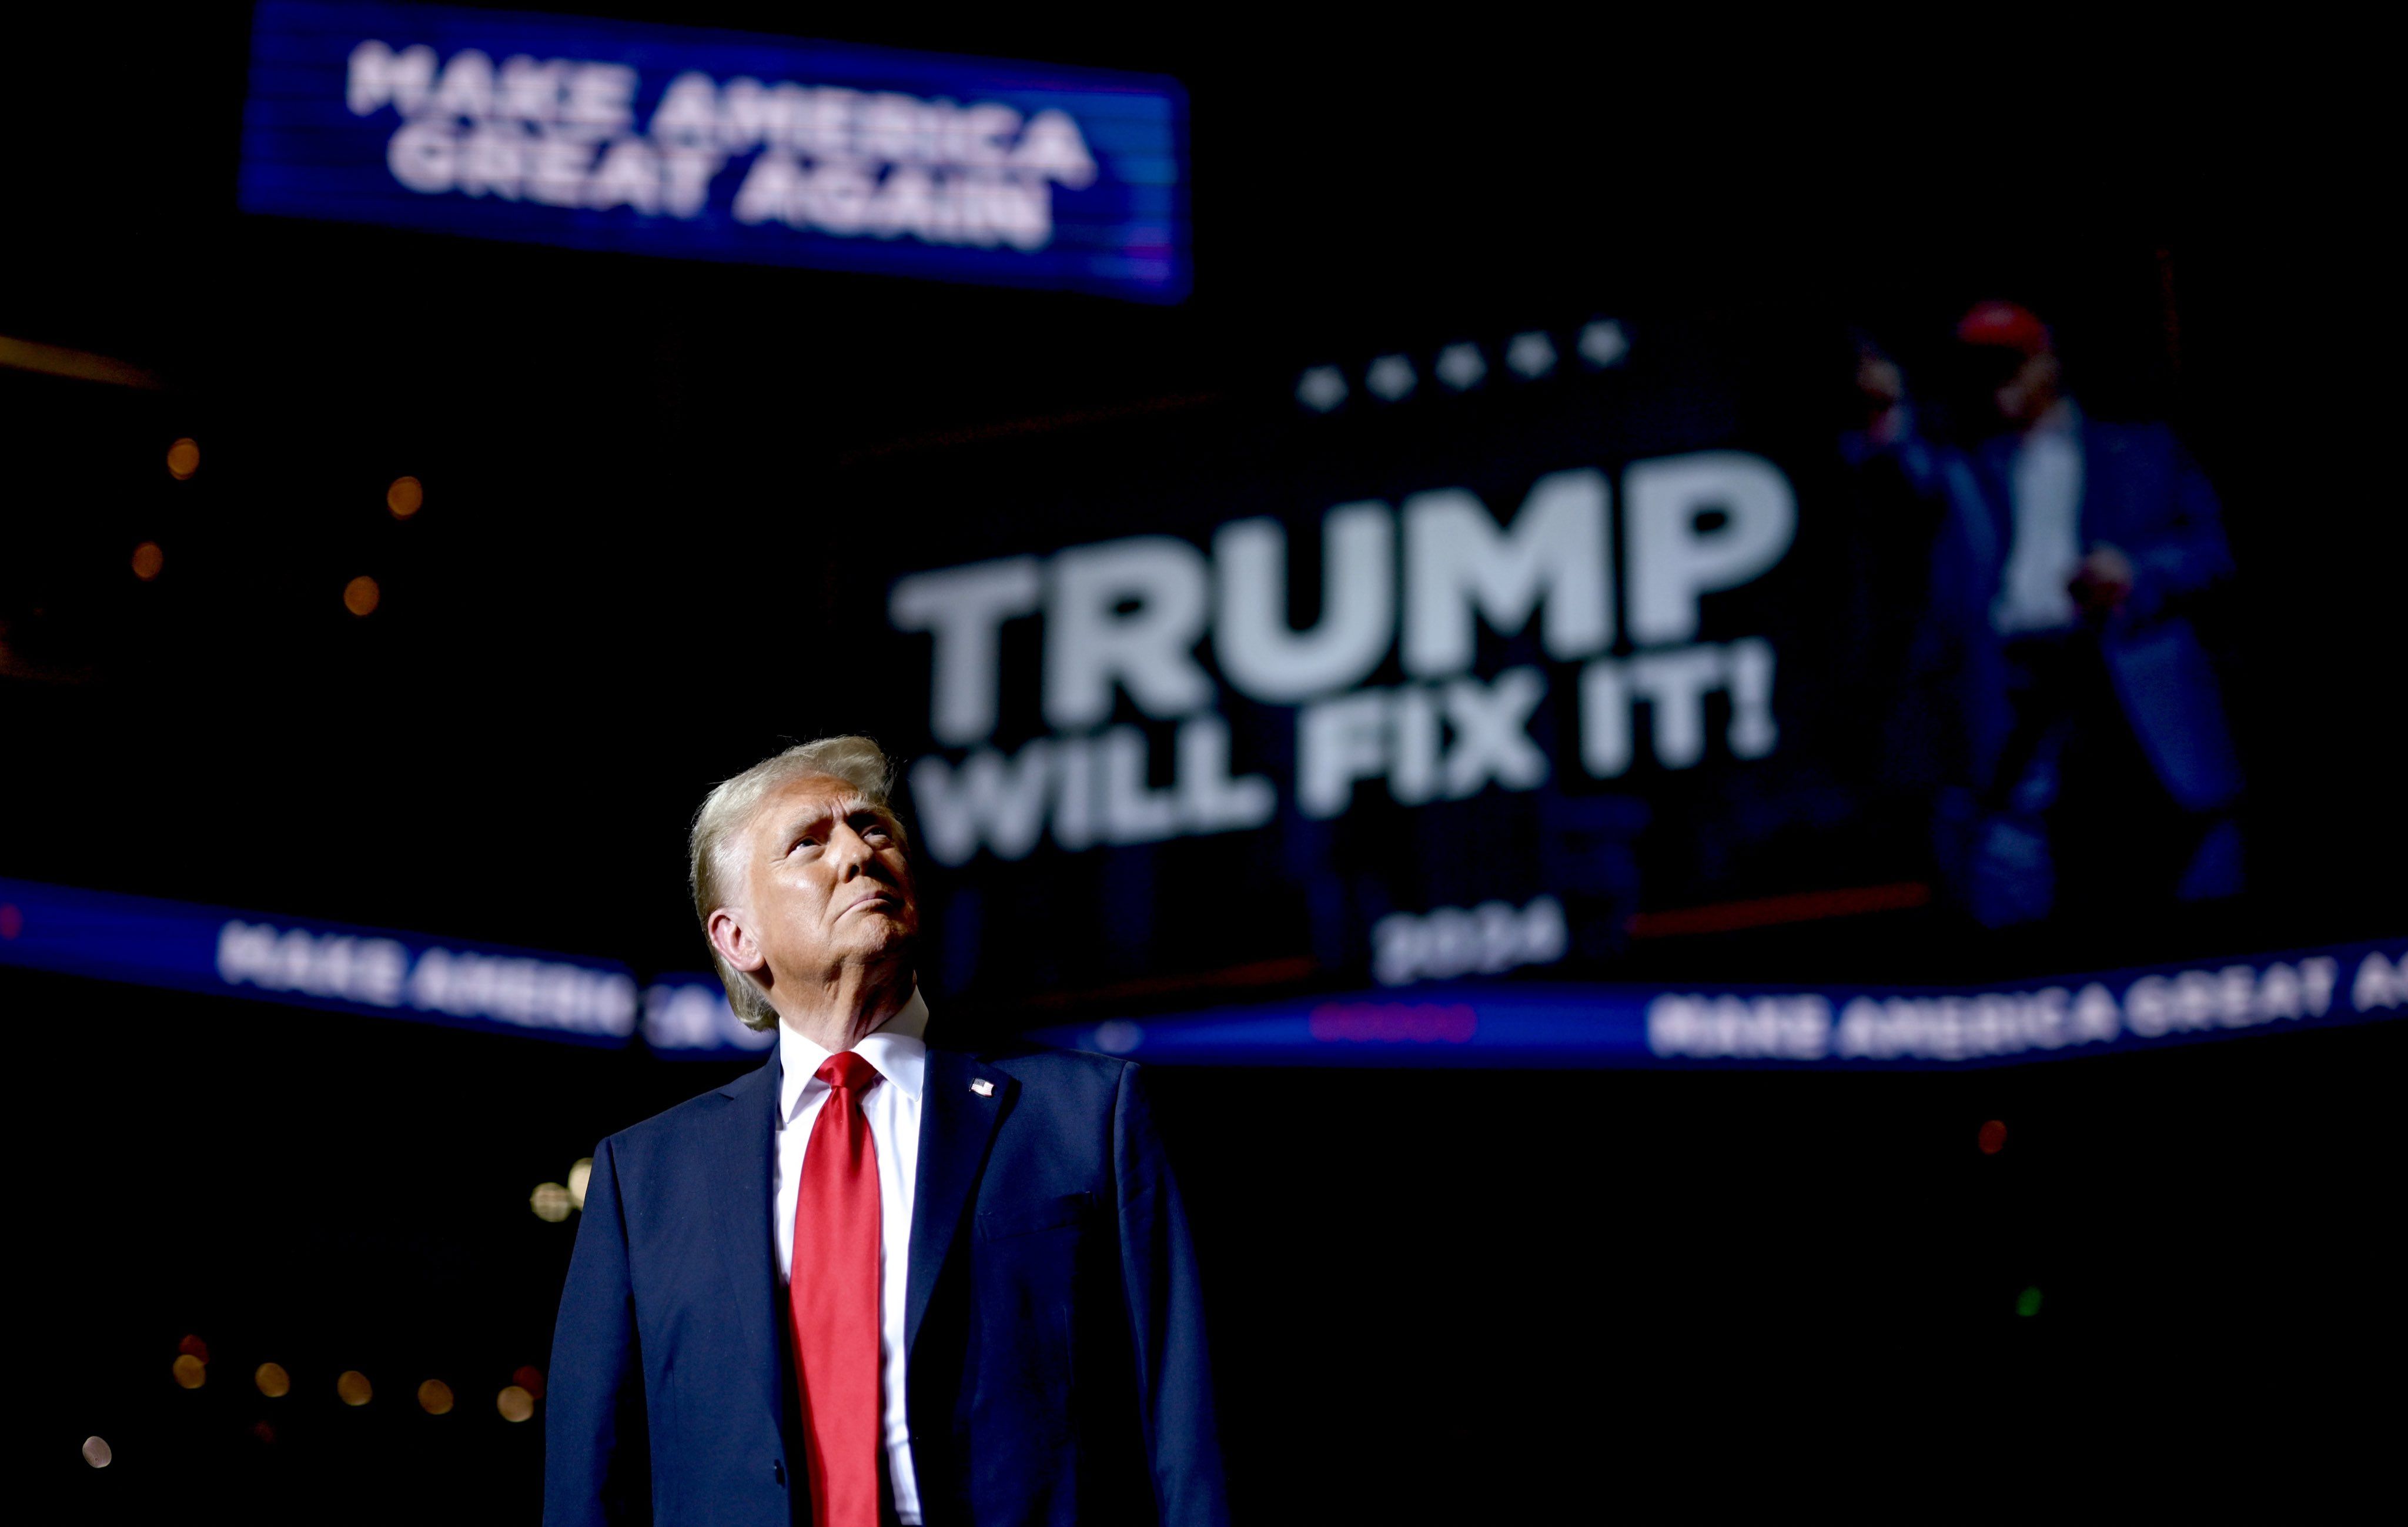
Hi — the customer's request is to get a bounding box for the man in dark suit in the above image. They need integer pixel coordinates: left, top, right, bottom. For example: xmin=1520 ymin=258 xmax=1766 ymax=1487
xmin=1924 ymin=302 xmax=2245 ymax=924
xmin=544 ymin=737 xmax=1225 ymax=1526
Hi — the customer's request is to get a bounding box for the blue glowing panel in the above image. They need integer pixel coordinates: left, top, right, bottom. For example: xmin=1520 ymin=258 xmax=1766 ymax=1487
xmin=0 ymin=876 xmax=640 ymax=1046
xmin=1024 ymin=941 xmax=2408 ymax=1069
xmin=238 ymin=1 xmax=1189 ymax=301
xmin=641 ymin=973 xmax=779 ymax=1058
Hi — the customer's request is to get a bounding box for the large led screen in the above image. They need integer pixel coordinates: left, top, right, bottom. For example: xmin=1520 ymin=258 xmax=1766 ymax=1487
xmin=238 ymin=1 xmax=1189 ymax=300
xmin=840 ymin=308 xmax=2283 ymax=1024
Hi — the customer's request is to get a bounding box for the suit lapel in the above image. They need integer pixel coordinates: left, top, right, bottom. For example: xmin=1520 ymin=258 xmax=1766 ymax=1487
xmin=1972 ymin=435 xmax=2018 ymax=570
xmin=906 ymin=1045 xmax=1015 ymax=1358
xmin=705 ymin=1050 xmax=787 ymax=1429
xmin=2078 ymin=416 xmax=2125 ymax=548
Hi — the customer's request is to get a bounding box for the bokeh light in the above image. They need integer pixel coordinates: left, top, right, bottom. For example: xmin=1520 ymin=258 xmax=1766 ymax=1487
xmin=567 ymin=1158 xmax=593 ymax=1209
xmin=344 ymin=575 xmax=381 ymax=617
xmin=1978 ymin=1120 xmax=2008 ymax=1154
xmin=255 ymin=1362 xmax=291 ymax=1398
xmin=531 ymin=1182 xmax=573 ymax=1222
xmin=512 ymin=1365 xmax=545 ymax=1401
xmin=131 ymin=542 xmax=164 ymax=581
xmin=386 ymin=475 xmax=424 ymax=519
xmin=496 ymin=1385 xmax=535 ymax=1422
xmin=178 ymin=1334 xmax=209 ymax=1363
xmin=82 ymin=1436 xmax=113 ymax=1469
xmin=336 ymin=1370 xmax=373 ymax=1406
xmin=165 ymin=437 xmax=199 ymax=479
xmin=250 ymin=1421 xmax=277 ymax=1445
xmin=172 ymin=1354 xmax=206 ymax=1389
xmin=2015 ymin=1286 xmax=2044 ymax=1317
xmin=418 ymin=1379 xmax=454 ymax=1415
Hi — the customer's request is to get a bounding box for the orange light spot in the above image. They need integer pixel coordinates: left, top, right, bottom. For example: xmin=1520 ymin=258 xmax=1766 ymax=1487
xmin=417 ymin=1379 xmax=454 ymax=1415
xmin=496 ymin=1385 xmax=535 ymax=1422
xmin=386 ymin=476 xmax=424 ymax=519
xmin=1978 ymin=1119 xmax=2008 ymax=1155
xmin=172 ymin=1354 xmax=206 ymax=1389
xmin=166 ymin=438 xmax=199 ymax=480
xmin=255 ymin=1362 xmax=291 ymax=1398
xmin=344 ymin=575 xmax=381 ymax=617
xmin=336 ymin=1370 xmax=373 ymax=1406
xmin=131 ymin=542 xmax=164 ymax=580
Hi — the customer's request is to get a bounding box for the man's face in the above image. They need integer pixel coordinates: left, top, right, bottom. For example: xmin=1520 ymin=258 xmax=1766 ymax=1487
xmin=1948 ymin=342 xmax=2059 ymax=433
xmin=723 ymin=773 xmax=918 ymax=1007
xmin=1989 ymin=349 xmax=2061 ymax=428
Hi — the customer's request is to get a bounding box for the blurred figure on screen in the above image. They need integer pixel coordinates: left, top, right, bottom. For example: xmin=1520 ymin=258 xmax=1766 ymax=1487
xmin=1832 ymin=332 xmax=1971 ymax=801
xmin=1922 ymin=300 xmax=2245 ymax=925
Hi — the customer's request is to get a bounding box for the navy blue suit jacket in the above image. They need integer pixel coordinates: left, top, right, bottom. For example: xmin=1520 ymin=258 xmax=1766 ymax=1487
xmin=1932 ymin=414 xmax=2243 ymax=811
xmin=543 ymin=1038 xmax=1226 ymax=1526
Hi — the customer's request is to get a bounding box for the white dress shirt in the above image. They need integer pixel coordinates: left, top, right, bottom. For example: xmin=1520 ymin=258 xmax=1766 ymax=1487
xmin=775 ymin=986 xmax=929 ymax=1524
xmin=1992 ymin=399 xmax=2086 ymax=635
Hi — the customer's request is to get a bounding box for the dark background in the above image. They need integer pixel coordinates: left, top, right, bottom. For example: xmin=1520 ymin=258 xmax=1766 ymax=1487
xmin=6 ymin=4 xmax=2399 ymax=1519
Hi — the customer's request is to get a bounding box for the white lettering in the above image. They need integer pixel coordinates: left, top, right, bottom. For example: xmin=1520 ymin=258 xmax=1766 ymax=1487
xmin=1044 ymin=537 xmax=1213 ymax=729
xmin=1624 ymin=451 xmax=1796 ymax=645
xmin=1297 ymin=690 xmax=1389 ymax=820
xmin=889 ymin=557 xmax=1042 ymax=746
xmin=1099 ymin=727 xmax=1180 ymax=844
xmin=1441 ymin=668 xmax=1549 ymax=798
xmin=1010 ymin=109 xmax=1096 ymax=186
xmin=1175 ymin=714 xmax=1276 ymax=834
xmin=1373 ymin=896 xmax=1568 ymax=987
xmin=347 ymin=40 xmax=437 ymax=117
xmin=1628 ymin=646 xmax=1723 ymax=770
xmin=1403 ymin=469 xmax=1611 ymax=678
xmin=1214 ymin=504 xmax=1394 ymax=702
xmin=908 ymin=743 xmax=1052 ymax=866
xmin=2352 ymin=950 xmax=2404 ymax=1011
xmin=1578 ymin=659 xmax=1631 ymax=777
xmin=386 ymin=117 xmax=459 ymax=193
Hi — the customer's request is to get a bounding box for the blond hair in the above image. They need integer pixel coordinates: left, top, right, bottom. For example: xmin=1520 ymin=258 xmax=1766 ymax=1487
xmin=687 ymin=737 xmax=902 ymax=1030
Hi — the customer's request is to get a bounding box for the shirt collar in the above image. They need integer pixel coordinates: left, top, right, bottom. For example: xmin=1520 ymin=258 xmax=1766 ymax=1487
xmin=777 ymin=984 xmax=931 ymax=1125
xmin=2030 ymin=396 xmax=2081 ymax=440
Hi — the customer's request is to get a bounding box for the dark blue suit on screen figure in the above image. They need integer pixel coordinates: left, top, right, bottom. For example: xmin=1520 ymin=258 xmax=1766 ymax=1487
xmin=1917 ymin=410 xmax=2246 ymax=923
xmin=544 ymin=1037 xmax=1225 ymax=1526
xmin=1949 ymin=416 xmax=2243 ymax=812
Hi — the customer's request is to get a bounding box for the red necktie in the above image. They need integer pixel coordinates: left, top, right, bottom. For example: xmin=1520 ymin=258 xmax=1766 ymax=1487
xmin=791 ymin=1051 xmax=884 ymax=1527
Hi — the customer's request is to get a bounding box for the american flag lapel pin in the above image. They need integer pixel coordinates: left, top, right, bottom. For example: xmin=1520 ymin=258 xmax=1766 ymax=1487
xmin=971 ymin=1078 xmax=995 ymax=1097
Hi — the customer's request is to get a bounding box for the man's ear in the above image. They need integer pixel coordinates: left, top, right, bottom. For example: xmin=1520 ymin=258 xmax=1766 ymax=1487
xmin=707 ymin=907 xmax=767 ymax=974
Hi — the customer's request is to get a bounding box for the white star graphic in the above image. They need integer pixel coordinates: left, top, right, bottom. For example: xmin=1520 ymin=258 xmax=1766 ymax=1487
xmin=1436 ymin=342 xmax=1487 ymax=390
xmin=1504 ymin=331 xmax=1557 ymax=379
xmin=1578 ymin=319 xmax=1629 ymax=369
xmin=1366 ymin=353 xmax=1417 ymax=401
xmin=1296 ymin=365 xmax=1348 ymax=412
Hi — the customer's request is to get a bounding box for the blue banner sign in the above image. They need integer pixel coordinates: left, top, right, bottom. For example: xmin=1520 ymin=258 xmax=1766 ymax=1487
xmin=0 ymin=876 xmax=638 ymax=1045
xmin=6 ymin=876 xmax=2397 ymax=1066
xmin=1025 ymin=940 xmax=2408 ymax=1068
xmin=238 ymin=1 xmax=1189 ymax=301
xmin=641 ymin=973 xmax=777 ymax=1057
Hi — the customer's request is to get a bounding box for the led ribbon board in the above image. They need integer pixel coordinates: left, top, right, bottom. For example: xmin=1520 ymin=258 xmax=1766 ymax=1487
xmin=8 ymin=877 xmax=2400 ymax=1064
xmin=238 ymin=1 xmax=1189 ymax=300
xmin=1026 ymin=940 xmax=2408 ymax=1069
xmin=1 ymin=876 xmax=640 ymax=1046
